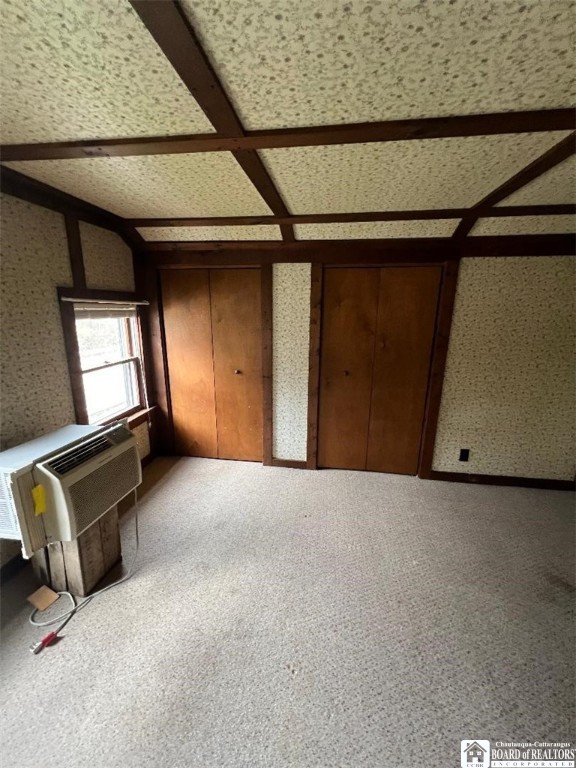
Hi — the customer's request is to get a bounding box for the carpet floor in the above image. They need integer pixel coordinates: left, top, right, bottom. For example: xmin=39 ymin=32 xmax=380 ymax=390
xmin=1 ymin=458 xmax=574 ymax=768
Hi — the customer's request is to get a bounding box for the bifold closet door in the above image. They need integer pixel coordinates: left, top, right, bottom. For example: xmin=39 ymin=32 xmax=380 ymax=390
xmin=161 ymin=268 xmax=263 ymax=461
xmin=366 ymin=267 xmax=441 ymax=474
xmin=317 ymin=266 xmax=441 ymax=474
xmin=210 ymin=270 xmax=263 ymax=461
xmin=162 ymin=269 xmax=217 ymax=457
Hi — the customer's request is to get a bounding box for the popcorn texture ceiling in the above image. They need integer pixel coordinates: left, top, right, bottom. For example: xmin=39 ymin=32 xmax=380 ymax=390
xmin=182 ymin=0 xmax=576 ymax=130
xmin=0 ymin=0 xmax=214 ymax=143
xmin=470 ymin=215 xmax=576 ymax=237
xmin=138 ymin=225 xmax=282 ymax=241
xmin=295 ymin=220 xmax=458 ymax=240
xmin=495 ymin=156 xmax=576 ymax=207
xmin=4 ymin=154 xmax=273 ymax=219
xmin=260 ymin=133 xmax=570 ymax=214
xmin=0 ymin=0 xmax=574 ymax=241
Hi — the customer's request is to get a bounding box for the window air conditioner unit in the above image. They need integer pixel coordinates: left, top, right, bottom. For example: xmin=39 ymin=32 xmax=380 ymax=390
xmin=0 ymin=422 xmax=141 ymax=559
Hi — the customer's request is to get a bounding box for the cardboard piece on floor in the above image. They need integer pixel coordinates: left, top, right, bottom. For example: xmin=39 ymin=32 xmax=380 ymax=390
xmin=27 ymin=585 xmax=59 ymax=611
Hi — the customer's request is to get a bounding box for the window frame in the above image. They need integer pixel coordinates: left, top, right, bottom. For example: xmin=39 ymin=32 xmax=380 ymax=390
xmin=58 ymin=287 xmax=149 ymax=426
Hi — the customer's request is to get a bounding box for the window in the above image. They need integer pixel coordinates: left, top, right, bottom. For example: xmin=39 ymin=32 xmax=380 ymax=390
xmin=72 ymin=303 xmax=146 ymax=424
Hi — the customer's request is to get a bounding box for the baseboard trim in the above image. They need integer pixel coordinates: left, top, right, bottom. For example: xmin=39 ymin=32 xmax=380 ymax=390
xmin=421 ymin=469 xmax=575 ymax=491
xmin=271 ymin=459 xmax=308 ymax=470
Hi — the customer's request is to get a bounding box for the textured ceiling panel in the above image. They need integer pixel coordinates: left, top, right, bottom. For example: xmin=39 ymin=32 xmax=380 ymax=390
xmin=295 ymin=220 xmax=458 ymax=239
xmin=0 ymin=0 xmax=214 ymax=143
xmin=261 ymin=133 xmax=569 ymax=214
xmin=495 ymin=156 xmax=576 ymax=206
xmin=470 ymin=215 xmax=576 ymax=236
xmin=4 ymin=155 xmax=272 ymax=218
xmin=138 ymin=225 xmax=282 ymax=241
xmin=182 ymin=0 xmax=575 ymax=130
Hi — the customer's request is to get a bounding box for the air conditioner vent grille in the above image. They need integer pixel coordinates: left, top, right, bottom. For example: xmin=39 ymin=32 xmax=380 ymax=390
xmin=68 ymin=447 xmax=140 ymax=535
xmin=0 ymin=472 xmax=19 ymax=538
xmin=47 ymin=435 xmax=112 ymax=476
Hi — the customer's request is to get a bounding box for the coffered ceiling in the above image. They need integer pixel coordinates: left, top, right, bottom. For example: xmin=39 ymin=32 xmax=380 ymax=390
xmin=1 ymin=0 xmax=574 ymax=244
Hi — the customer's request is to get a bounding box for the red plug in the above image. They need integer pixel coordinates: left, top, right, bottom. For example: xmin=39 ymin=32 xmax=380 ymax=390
xmin=30 ymin=632 xmax=58 ymax=655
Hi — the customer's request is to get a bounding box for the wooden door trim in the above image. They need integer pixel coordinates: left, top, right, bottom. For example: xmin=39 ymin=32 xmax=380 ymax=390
xmin=261 ymin=264 xmax=273 ymax=466
xmin=306 ymin=263 xmax=324 ymax=469
xmin=417 ymin=260 xmax=460 ymax=478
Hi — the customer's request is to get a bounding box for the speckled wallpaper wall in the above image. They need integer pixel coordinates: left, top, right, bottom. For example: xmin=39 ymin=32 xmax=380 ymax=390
xmin=0 ymin=194 xmax=75 ymax=449
xmin=272 ymin=263 xmax=311 ymax=461
xmin=0 ymin=195 xmax=149 ymax=563
xmin=433 ymin=256 xmax=575 ymax=480
xmin=80 ymin=222 xmax=135 ymax=292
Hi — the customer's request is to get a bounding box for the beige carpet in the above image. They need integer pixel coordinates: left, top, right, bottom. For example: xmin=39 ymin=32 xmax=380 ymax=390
xmin=1 ymin=458 xmax=574 ymax=767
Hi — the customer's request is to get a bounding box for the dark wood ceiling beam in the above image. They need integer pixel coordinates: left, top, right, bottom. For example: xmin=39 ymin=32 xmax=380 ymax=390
xmin=3 ymin=108 xmax=574 ymax=162
xmin=454 ymin=132 xmax=576 ymax=237
xmin=128 ymin=0 xmax=294 ymax=241
xmin=129 ymin=204 xmax=576 ymax=229
xmin=138 ymin=233 xmax=575 ymax=258
xmin=2 ymin=109 xmax=573 ymax=162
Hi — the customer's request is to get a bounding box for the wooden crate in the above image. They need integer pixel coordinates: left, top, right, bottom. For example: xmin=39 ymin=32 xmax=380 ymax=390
xmin=32 ymin=506 xmax=121 ymax=597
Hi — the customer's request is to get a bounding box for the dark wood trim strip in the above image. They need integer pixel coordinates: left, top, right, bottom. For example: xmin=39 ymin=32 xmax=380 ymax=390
xmin=130 ymin=203 xmax=576 ymax=229
xmin=128 ymin=0 xmax=242 ymax=135
xmin=261 ymin=264 xmax=273 ymax=466
xmin=57 ymin=287 xmax=139 ymax=302
xmin=469 ymin=204 xmax=576 ymax=218
xmin=141 ymin=234 xmax=575 ymax=260
xmin=230 ymin=150 xmax=294 ymax=239
xmin=150 ymin=251 xmax=452 ymax=268
xmin=126 ymin=407 xmax=155 ymax=430
xmin=418 ymin=260 xmax=460 ymax=479
xmin=129 ymin=1 xmax=293 ymax=240
xmin=64 ymin=214 xmax=86 ymax=289
xmin=455 ymin=132 xmax=576 ymax=237
xmin=58 ymin=299 xmax=89 ymax=424
xmin=139 ymin=267 xmax=174 ymax=454
xmin=424 ymin=470 xmax=575 ymax=491
xmin=462 ymin=233 xmax=576 ymax=257
xmin=306 ymin=263 xmax=323 ymax=470
xmin=1 ymin=166 xmax=125 ymax=233
xmin=4 ymin=108 xmax=573 ymax=160
xmin=271 ymin=459 xmax=307 ymax=470
xmin=143 ymin=238 xmax=459 ymax=255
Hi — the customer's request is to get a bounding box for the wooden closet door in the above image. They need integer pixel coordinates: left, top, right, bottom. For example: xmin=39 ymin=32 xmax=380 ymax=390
xmin=210 ymin=269 xmax=263 ymax=461
xmin=366 ymin=266 xmax=441 ymax=474
xmin=161 ymin=270 xmax=217 ymax=457
xmin=317 ymin=268 xmax=380 ymax=469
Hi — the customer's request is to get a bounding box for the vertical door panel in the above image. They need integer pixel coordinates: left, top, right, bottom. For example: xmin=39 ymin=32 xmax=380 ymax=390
xmin=366 ymin=266 xmax=441 ymax=474
xmin=318 ymin=268 xmax=380 ymax=469
xmin=161 ymin=270 xmax=217 ymax=457
xmin=210 ymin=269 xmax=263 ymax=461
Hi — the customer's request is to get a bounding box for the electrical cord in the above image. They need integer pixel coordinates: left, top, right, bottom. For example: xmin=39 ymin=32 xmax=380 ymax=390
xmin=29 ymin=492 xmax=140 ymax=654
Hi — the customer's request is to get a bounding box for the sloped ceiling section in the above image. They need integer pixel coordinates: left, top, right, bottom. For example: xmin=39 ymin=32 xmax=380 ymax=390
xmin=138 ymin=225 xmax=282 ymax=241
xmin=0 ymin=0 xmax=214 ymax=143
xmin=182 ymin=0 xmax=575 ymax=130
xmin=470 ymin=215 xmax=576 ymax=236
xmin=495 ymin=155 xmax=576 ymax=206
xmin=260 ymin=132 xmax=570 ymax=214
xmin=295 ymin=220 xmax=458 ymax=239
xmin=4 ymin=154 xmax=273 ymax=218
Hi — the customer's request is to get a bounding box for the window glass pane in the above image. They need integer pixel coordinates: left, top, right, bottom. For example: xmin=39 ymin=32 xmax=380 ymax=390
xmin=75 ymin=316 xmax=130 ymax=368
xmin=82 ymin=361 xmax=138 ymax=424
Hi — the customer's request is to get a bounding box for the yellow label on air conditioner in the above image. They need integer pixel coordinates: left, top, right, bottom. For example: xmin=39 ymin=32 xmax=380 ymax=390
xmin=32 ymin=484 xmax=46 ymax=516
